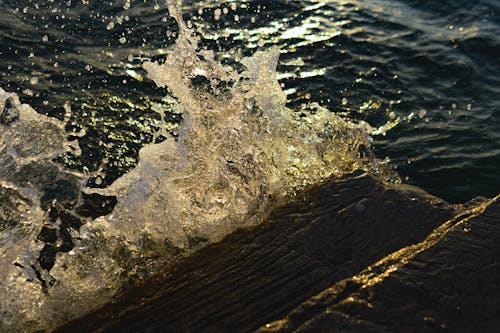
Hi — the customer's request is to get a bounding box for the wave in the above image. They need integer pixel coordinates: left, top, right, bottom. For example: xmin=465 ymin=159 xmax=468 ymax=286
xmin=0 ymin=3 xmax=388 ymax=331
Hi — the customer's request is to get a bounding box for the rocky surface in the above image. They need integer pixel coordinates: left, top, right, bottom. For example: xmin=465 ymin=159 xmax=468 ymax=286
xmin=56 ymin=172 xmax=499 ymax=333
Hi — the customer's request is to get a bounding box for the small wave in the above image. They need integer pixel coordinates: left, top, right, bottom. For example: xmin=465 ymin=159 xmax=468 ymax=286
xmin=0 ymin=3 xmax=389 ymax=332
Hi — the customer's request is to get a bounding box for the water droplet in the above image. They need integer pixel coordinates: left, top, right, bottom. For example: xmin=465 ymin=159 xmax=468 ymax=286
xmin=22 ymin=89 xmax=33 ymax=96
xmin=214 ymin=8 xmax=222 ymax=21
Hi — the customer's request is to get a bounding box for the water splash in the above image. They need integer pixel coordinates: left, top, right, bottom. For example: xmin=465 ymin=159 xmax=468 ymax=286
xmin=95 ymin=1 xmax=377 ymax=250
xmin=0 ymin=88 xmax=85 ymax=330
xmin=0 ymin=3 xmax=385 ymax=331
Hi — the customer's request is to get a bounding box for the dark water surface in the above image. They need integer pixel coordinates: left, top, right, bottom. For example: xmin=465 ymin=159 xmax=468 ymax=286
xmin=1 ymin=0 xmax=499 ymax=203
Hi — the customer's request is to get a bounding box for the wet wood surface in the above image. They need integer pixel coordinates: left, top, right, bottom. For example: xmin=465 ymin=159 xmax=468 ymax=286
xmin=57 ymin=171 xmax=497 ymax=333
xmin=258 ymin=196 xmax=500 ymax=333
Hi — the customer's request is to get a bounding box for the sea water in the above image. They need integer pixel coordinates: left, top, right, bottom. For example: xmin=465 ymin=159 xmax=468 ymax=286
xmin=0 ymin=0 xmax=498 ymax=331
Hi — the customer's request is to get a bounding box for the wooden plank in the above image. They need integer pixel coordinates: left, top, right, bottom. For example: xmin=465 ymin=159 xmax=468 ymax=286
xmin=258 ymin=196 xmax=500 ymax=333
xmin=56 ymin=172 xmax=457 ymax=333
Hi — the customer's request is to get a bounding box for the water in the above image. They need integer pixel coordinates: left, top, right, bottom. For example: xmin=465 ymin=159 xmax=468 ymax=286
xmin=1 ymin=0 xmax=498 ymax=202
xmin=0 ymin=0 xmax=499 ymax=331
